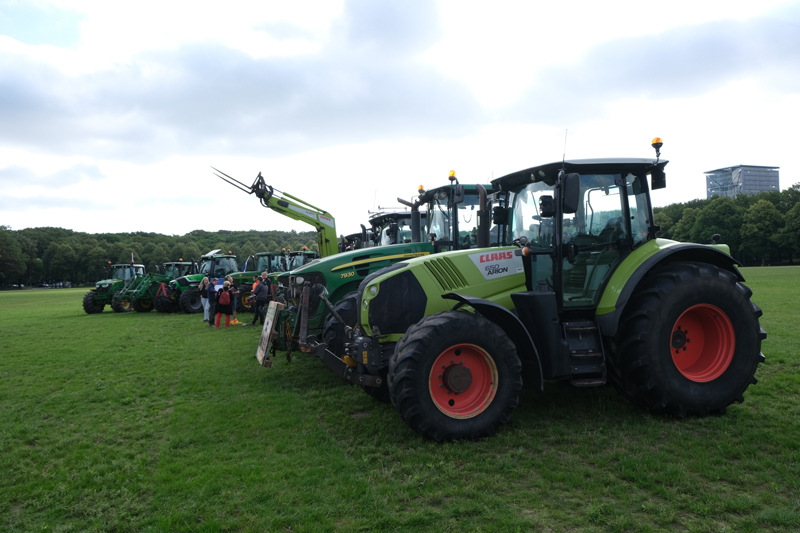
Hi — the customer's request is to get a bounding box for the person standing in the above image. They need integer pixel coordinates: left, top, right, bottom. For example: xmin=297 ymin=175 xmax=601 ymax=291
xmin=226 ymin=276 xmax=241 ymax=324
xmin=215 ymin=280 xmax=233 ymax=328
xmin=207 ymin=278 xmax=218 ymax=328
xmin=250 ymin=273 xmax=271 ymax=327
xmin=198 ymin=277 xmax=211 ymax=322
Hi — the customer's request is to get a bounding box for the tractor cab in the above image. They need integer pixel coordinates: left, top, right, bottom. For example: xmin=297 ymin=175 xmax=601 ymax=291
xmin=369 ymin=211 xmax=428 ymax=247
xmin=499 ymin=158 xmax=663 ymax=312
xmin=418 ymin=174 xmax=493 ymax=252
xmin=198 ymin=250 xmax=239 ymax=278
xmin=109 ymin=263 xmax=145 ymax=281
xmin=162 ymin=262 xmax=195 ymax=279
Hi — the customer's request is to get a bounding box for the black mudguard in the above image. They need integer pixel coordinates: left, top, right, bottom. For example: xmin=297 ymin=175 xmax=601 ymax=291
xmin=442 ymin=293 xmax=543 ymax=392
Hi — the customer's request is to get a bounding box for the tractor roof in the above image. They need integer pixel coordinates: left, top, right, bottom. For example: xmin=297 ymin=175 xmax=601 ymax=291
xmin=111 ymin=263 xmax=145 ymax=268
xmin=368 ymin=211 xmax=427 ymax=227
xmin=493 ymin=158 xmax=669 ymax=191
xmin=418 ymin=183 xmax=493 ymax=204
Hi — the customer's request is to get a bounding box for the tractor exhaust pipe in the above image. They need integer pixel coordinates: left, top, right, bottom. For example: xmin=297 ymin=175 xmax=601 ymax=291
xmin=398 ymin=197 xmax=421 ymax=243
xmin=476 ymin=184 xmax=490 ymax=248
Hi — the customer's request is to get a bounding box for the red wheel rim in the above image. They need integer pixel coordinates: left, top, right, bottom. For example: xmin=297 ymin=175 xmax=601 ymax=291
xmin=671 ymin=304 xmax=735 ymax=382
xmin=428 ymin=343 xmax=498 ymax=419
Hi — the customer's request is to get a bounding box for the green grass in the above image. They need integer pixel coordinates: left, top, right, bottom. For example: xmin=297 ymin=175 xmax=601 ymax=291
xmin=1 ymin=267 xmax=798 ymax=532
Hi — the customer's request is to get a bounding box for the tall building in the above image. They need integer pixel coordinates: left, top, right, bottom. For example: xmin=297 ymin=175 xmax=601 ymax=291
xmin=705 ymin=165 xmax=780 ymax=199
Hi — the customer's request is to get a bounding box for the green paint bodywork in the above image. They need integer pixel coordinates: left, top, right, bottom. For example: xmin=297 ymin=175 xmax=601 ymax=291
xmin=360 ymin=246 xmax=526 ymax=340
xmin=595 ymin=239 xmax=731 ymax=315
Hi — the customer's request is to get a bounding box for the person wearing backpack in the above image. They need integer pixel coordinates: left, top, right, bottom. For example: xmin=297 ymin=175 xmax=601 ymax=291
xmin=215 ymin=280 xmax=233 ymax=328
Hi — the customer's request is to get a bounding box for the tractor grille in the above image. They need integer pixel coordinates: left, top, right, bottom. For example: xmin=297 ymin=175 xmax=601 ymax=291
xmin=424 ymin=257 xmax=467 ymax=292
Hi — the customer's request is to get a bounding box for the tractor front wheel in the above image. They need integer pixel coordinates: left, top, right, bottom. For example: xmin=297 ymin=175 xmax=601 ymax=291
xmin=133 ymin=299 xmax=154 ymax=313
xmin=612 ymin=262 xmax=765 ymax=417
xmin=111 ymin=296 xmax=132 ymax=313
xmin=388 ymin=311 xmax=522 ymax=441
xmin=82 ymin=291 xmax=105 ymax=314
xmin=179 ymin=288 xmax=203 ymax=314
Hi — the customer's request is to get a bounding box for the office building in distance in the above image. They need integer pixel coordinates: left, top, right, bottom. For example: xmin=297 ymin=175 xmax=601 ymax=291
xmin=705 ymin=165 xmax=780 ymax=199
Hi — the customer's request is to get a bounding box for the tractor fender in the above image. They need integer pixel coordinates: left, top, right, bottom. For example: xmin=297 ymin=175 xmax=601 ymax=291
xmin=442 ymin=293 xmax=543 ymax=392
xmin=595 ymin=243 xmax=742 ymax=337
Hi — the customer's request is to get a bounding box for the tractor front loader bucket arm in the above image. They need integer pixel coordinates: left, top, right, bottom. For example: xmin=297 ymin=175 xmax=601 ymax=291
xmin=212 ymin=167 xmax=338 ymax=257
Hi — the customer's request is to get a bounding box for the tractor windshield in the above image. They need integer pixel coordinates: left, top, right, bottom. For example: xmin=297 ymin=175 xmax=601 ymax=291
xmin=111 ymin=265 xmax=144 ymax=280
xmin=288 ymin=253 xmax=313 ymax=270
xmin=511 ymin=181 xmax=556 ymax=249
xmin=200 ymin=257 xmax=239 ymax=277
xmin=376 ymin=217 xmax=414 ymax=246
xmin=163 ymin=264 xmax=181 ymax=278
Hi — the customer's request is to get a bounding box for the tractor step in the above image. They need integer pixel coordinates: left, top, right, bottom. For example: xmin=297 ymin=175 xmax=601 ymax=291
xmin=563 ymin=320 xmax=606 ymax=387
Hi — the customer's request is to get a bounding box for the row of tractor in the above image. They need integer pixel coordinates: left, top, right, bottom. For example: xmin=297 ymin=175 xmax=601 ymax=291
xmin=84 ymin=139 xmax=768 ymax=442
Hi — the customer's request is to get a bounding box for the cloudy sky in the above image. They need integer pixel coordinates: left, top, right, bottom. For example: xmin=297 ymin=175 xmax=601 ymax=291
xmin=1 ymin=0 xmax=798 ymax=237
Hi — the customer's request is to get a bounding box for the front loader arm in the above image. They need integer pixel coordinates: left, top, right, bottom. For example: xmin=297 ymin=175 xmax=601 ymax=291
xmin=212 ymin=167 xmax=338 ymax=257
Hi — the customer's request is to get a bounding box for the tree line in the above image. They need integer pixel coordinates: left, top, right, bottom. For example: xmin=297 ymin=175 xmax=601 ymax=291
xmin=654 ymin=183 xmax=800 ymax=266
xmin=3 ymin=182 xmax=800 ymax=286
xmin=0 ymin=227 xmax=319 ymax=286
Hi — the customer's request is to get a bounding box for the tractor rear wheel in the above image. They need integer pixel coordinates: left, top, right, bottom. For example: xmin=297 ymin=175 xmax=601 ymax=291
xmin=179 ymin=288 xmax=203 ymax=314
xmin=82 ymin=291 xmax=105 ymax=314
xmin=612 ymin=262 xmax=765 ymax=417
xmin=321 ymin=291 xmax=360 ymax=358
xmin=388 ymin=311 xmax=522 ymax=441
xmin=133 ymin=299 xmax=154 ymax=313
xmin=111 ymin=296 xmax=132 ymax=313
xmin=154 ymin=295 xmax=174 ymax=313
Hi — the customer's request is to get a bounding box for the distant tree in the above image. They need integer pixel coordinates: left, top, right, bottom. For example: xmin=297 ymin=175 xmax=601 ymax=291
xmin=85 ymin=246 xmax=108 ymax=281
xmin=778 ymin=202 xmax=800 ymax=260
xmin=50 ymin=243 xmax=77 ymax=282
xmin=0 ymin=227 xmax=26 ymax=283
xmin=689 ymin=197 xmax=745 ymax=255
xmin=182 ymin=242 xmax=202 ymax=262
xmin=671 ymin=207 xmax=700 ymax=242
xmin=740 ymin=200 xmax=784 ymax=265
xmin=653 ymin=211 xmax=674 ymax=239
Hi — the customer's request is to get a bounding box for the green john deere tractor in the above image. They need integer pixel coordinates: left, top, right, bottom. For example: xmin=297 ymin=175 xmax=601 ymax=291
xmin=113 ymin=261 xmax=196 ymax=313
xmin=276 ymin=176 xmax=495 ymax=382
xmin=307 ymin=140 xmax=766 ymax=441
xmin=82 ymin=263 xmax=146 ymax=314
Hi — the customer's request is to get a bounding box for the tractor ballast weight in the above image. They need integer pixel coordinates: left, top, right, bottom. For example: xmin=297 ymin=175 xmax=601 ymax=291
xmin=332 ymin=142 xmax=765 ymax=441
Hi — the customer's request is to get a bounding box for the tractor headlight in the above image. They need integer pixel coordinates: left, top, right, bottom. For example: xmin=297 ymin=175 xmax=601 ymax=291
xmin=295 ymin=275 xmax=305 ymax=285
xmin=369 ymin=285 xmax=378 ymax=296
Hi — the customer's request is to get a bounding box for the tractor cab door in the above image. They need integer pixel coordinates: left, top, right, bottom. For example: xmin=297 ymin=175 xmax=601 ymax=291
xmin=509 ymin=181 xmax=557 ymax=291
xmin=560 ymin=172 xmax=652 ymax=309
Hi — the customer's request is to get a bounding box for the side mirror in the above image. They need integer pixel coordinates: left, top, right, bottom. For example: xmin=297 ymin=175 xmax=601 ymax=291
xmin=492 ymin=206 xmax=508 ymax=225
xmin=454 ymin=184 xmax=465 ymax=205
xmin=562 ymin=173 xmax=580 ymax=214
xmin=539 ymin=195 xmax=555 ymax=218
xmin=651 ymin=168 xmax=666 ymax=190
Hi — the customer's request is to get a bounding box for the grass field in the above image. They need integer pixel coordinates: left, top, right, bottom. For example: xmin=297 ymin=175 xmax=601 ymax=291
xmin=1 ymin=267 xmax=799 ymax=532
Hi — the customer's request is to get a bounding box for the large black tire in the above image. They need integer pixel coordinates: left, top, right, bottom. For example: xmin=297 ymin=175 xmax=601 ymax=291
xmin=321 ymin=291 xmax=360 ymax=358
xmin=179 ymin=288 xmax=203 ymax=314
xmin=82 ymin=291 xmax=105 ymax=314
xmin=111 ymin=295 xmax=132 ymax=313
xmin=611 ymin=262 xmax=766 ymax=417
xmin=154 ymin=295 xmax=176 ymax=313
xmin=388 ymin=311 xmax=522 ymax=441
xmin=133 ymin=299 xmax=154 ymax=313
xmin=238 ymin=286 xmax=254 ymax=313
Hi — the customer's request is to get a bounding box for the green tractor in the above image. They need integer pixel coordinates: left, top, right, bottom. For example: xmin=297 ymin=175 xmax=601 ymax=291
xmin=309 ymin=140 xmax=766 ymax=441
xmin=82 ymin=262 xmax=146 ymax=314
xmin=275 ymin=176 xmax=494 ymax=371
xmin=234 ymin=249 xmax=319 ymax=313
xmin=339 ymin=211 xmax=428 ymax=252
xmin=159 ymin=250 xmax=241 ymax=313
xmin=113 ymin=261 xmax=196 ymax=313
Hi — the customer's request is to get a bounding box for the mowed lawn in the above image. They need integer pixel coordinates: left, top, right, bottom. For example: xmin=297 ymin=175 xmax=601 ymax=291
xmin=1 ymin=267 xmax=798 ymax=532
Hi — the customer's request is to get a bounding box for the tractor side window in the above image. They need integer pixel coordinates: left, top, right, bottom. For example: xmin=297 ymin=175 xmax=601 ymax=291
xmin=511 ymin=182 xmax=555 ymax=249
xmin=626 ymin=173 xmax=651 ymax=247
xmin=199 ymin=260 xmax=211 ymax=275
